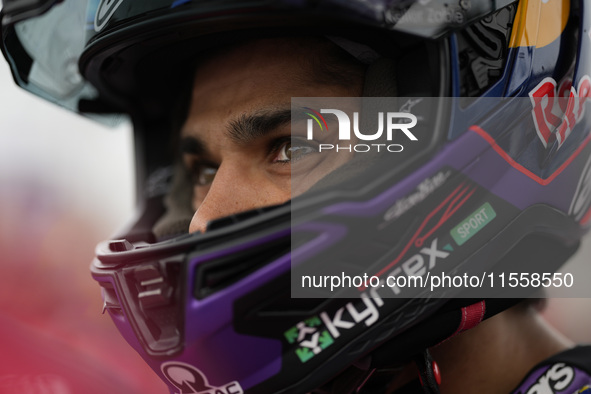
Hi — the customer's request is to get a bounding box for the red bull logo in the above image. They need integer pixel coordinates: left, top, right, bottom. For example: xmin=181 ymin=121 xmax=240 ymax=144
xmin=529 ymin=75 xmax=591 ymax=148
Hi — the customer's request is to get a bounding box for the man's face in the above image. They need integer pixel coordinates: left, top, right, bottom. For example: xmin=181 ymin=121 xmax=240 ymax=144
xmin=181 ymin=38 xmax=363 ymax=233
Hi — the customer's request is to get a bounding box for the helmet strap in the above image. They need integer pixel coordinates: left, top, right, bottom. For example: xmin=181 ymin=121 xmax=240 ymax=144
xmin=414 ymin=349 xmax=441 ymax=394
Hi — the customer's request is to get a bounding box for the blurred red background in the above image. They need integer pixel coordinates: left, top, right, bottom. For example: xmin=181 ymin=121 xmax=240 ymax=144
xmin=0 ymin=58 xmax=167 ymax=393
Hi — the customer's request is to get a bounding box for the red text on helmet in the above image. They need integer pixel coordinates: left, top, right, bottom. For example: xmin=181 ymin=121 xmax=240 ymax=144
xmin=529 ymin=75 xmax=591 ymax=148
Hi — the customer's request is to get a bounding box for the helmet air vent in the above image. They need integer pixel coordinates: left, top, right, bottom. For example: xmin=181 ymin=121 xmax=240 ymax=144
xmin=193 ymin=237 xmax=290 ymax=299
xmin=121 ymin=258 xmax=184 ymax=356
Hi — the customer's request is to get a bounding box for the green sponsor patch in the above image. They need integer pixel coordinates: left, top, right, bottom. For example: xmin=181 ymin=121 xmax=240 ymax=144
xmin=294 ymin=330 xmax=334 ymax=363
xmin=285 ymin=316 xmax=335 ymax=363
xmin=451 ymin=202 xmax=496 ymax=246
xmin=284 ymin=316 xmax=321 ymax=344
xmin=284 ymin=326 xmax=299 ymax=344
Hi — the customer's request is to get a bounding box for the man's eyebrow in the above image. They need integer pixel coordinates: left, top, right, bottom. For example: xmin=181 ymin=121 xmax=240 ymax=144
xmin=227 ymin=107 xmax=292 ymax=144
xmin=180 ymin=135 xmax=206 ymax=155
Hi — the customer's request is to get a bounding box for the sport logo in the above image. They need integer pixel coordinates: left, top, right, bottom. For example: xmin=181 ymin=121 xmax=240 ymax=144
xmin=161 ymin=362 xmax=244 ymax=394
xmin=94 ymin=0 xmax=124 ymax=32
xmin=529 ymin=75 xmax=591 ymax=149
xmin=284 ymin=293 xmax=382 ymax=363
xmin=305 ymin=108 xmax=418 ymax=153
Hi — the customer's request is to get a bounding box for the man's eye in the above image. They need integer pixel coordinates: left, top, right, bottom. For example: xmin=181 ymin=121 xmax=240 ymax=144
xmin=276 ymin=141 xmax=315 ymax=163
xmin=191 ymin=165 xmax=217 ymax=186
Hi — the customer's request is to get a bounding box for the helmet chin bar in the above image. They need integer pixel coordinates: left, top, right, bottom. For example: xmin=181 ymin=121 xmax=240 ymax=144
xmin=92 ymin=202 xmax=292 ymax=357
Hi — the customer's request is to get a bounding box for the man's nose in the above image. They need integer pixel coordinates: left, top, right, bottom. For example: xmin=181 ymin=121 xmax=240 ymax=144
xmin=188 ymin=163 xmax=284 ymax=233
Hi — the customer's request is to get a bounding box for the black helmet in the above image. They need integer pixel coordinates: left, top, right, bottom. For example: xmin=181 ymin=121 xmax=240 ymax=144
xmin=2 ymin=0 xmax=590 ymax=392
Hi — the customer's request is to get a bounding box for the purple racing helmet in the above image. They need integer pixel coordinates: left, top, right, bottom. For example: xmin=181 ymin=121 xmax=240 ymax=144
xmin=2 ymin=0 xmax=591 ymax=393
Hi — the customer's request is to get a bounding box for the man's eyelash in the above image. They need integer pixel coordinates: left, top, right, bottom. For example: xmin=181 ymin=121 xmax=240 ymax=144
xmin=268 ymin=136 xmax=292 ymax=155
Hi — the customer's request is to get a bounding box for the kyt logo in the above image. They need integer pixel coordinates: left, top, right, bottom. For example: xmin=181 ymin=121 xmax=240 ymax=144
xmin=304 ymin=108 xmax=418 ymax=153
xmin=284 ymin=293 xmax=382 ymax=363
xmin=284 ymin=316 xmax=334 ymax=363
xmin=379 ymin=238 xmax=450 ymax=296
xmin=161 ymin=362 xmax=243 ymax=394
